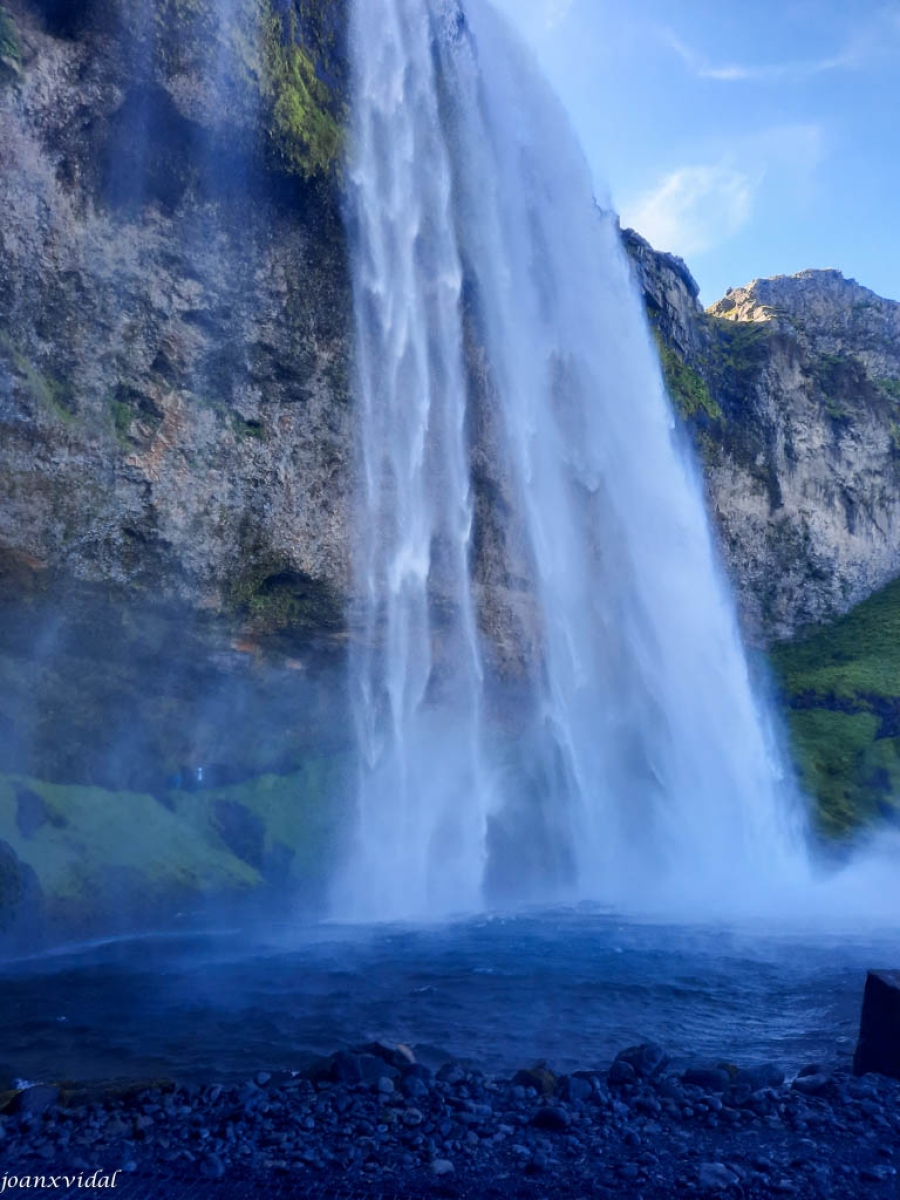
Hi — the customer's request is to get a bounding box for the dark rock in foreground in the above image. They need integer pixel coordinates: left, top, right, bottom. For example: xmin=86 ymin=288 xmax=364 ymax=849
xmin=2 ymin=1041 xmax=900 ymax=1198
xmin=854 ymin=968 xmax=900 ymax=1080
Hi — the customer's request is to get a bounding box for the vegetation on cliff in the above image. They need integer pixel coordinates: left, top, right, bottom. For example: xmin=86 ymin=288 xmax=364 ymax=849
xmin=0 ymin=761 xmax=349 ymax=939
xmin=0 ymin=5 xmax=19 ymax=67
xmin=771 ymin=576 xmax=900 ymax=837
xmin=651 ymin=329 xmax=722 ymax=422
xmin=0 ymin=6 xmax=21 ymax=84
xmin=259 ymin=1 xmax=345 ymax=178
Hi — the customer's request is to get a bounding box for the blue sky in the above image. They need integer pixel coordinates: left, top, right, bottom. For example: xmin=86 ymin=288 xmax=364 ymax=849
xmin=491 ymin=0 xmax=900 ymax=304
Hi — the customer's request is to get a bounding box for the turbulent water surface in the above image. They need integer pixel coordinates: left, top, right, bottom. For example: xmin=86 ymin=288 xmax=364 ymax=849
xmin=0 ymin=914 xmax=885 ymax=1085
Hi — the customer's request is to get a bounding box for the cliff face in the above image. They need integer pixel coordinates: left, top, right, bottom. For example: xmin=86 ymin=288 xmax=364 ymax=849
xmin=3 ymin=0 xmax=900 ymax=938
xmin=0 ymin=0 xmax=353 ymax=635
xmin=0 ymin=0 xmax=363 ymax=811
xmin=626 ymin=230 xmax=900 ymax=645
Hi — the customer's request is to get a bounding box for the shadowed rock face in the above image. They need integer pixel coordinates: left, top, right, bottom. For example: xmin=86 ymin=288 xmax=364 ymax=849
xmin=854 ymin=969 xmax=900 ymax=1080
xmin=0 ymin=0 xmax=354 ymax=639
xmin=4 ymin=2 xmax=900 ymax=677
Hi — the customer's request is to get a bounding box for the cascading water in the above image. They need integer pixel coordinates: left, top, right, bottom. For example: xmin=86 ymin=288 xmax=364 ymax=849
xmin=337 ymin=0 xmax=492 ymax=919
xmin=337 ymin=0 xmax=806 ymax=921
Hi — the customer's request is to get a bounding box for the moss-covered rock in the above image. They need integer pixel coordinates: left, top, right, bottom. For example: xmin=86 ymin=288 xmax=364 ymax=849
xmin=0 ymin=838 xmax=44 ymax=938
xmin=259 ymin=0 xmax=345 ymax=178
xmin=651 ymin=328 xmax=722 ymax=422
xmin=771 ymin=576 xmax=900 ymax=836
xmin=0 ymin=760 xmax=350 ymax=942
xmin=0 ymin=5 xmax=21 ymax=80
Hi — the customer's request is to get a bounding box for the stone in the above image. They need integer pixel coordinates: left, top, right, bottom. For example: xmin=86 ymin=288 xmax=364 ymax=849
xmin=529 ymin=1106 xmax=570 ymax=1132
xmin=200 ymin=1156 xmax=225 ymax=1179
xmin=512 ymin=1065 xmax=557 ymax=1095
xmin=735 ymin=1063 xmax=784 ymax=1091
xmin=437 ymin=1063 xmax=465 ymax=1085
xmin=330 ymin=1052 xmax=394 ymax=1086
xmin=792 ymin=1073 xmax=831 ymax=1096
xmin=560 ymin=1074 xmax=593 ymax=1103
xmin=356 ymin=1042 xmax=416 ymax=1072
xmin=854 ymin=970 xmax=900 ymax=1079
xmin=431 ymin=1159 xmax=455 ymax=1176
xmin=402 ymin=1075 xmax=430 ymax=1099
xmin=683 ymin=1067 xmax=731 ymax=1093
xmin=698 ymin=1162 xmax=738 ymax=1190
xmin=10 ymin=1086 xmax=60 ymax=1116
xmin=607 ymin=1059 xmax=636 ymax=1086
xmin=614 ymin=1043 xmax=668 ymax=1078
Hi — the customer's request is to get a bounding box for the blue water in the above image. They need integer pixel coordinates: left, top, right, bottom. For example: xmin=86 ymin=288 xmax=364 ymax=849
xmin=0 ymin=911 xmax=890 ymax=1085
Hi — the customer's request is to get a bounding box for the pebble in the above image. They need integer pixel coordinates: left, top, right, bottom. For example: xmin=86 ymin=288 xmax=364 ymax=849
xmin=698 ymin=1161 xmax=738 ymax=1189
xmin=1 ymin=1039 xmax=897 ymax=1198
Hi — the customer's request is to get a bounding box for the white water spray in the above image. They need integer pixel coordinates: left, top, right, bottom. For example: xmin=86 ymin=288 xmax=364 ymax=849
xmin=336 ymin=0 xmax=807 ymax=921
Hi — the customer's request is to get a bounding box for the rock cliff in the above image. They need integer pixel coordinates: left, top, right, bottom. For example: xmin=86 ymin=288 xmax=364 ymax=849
xmin=625 ymin=229 xmax=900 ymax=646
xmin=624 ymin=232 xmax=900 ymax=838
xmin=2 ymin=0 xmax=900 ymax=938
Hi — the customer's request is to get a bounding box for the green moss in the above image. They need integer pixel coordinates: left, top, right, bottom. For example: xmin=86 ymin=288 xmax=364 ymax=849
xmin=783 ymin=711 xmax=881 ymax=837
xmin=0 ymin=775 xmax=259 ymax=916
xmin=260 ymin=2 xmax=344 ymax=178
xmin=0 ymin=760 xmax=350 ymax=931
xmin=707 ymin=315 xmax=773 ymax=379
xmin=772 ymin=575 xmax=900 ymax=701
xmin=174 ymin=758 xmax=349 ymax=884
xmin=231 ymin=414 xmax=265 ymax=441
xmin=771 ymin=575 xmax=900 ymax=835
xmin=0 ymin=333 xmax=76 ymax=423
xmin=111 ymin=397 xmax=133 ymax=444
xmin=0 ymin=5 xmax=19 ymax=64
xmin=651 ymin=329 xmax=722 ymax=422
xmin=229 ymin=556 xmax=344 ymax=633
xmin=877 ymin=377 xmax=900 ymax=403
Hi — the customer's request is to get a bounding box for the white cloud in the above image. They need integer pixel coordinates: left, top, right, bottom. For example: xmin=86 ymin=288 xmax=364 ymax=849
xmin=661 ymin=6 xmax=900 ymax=84
xmin=621 ymin=164 xmax=759 ymax=257
xmin=543 ymin=0 xmax=576 ymax=31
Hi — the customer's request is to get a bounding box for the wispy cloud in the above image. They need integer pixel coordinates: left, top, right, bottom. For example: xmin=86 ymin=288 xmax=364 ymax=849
xmin=621 ymin=165 xmax=759 ymax=257
xmin=620 ymin=124 xmax=824 ymax=257
xmin=543 ymin=0 xmax=575 ymax=31
xmin=662 ymin=5 xmax=900 ymax=84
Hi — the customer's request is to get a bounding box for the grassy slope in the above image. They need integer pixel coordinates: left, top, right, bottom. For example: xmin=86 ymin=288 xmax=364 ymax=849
xmin=0 ymin=758 xmax=349 ymax=933
xmin=770 ymin=576 xmax=900 ymax=837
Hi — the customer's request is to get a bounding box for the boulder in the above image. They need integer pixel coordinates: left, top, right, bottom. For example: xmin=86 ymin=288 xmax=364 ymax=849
xmin=10 ymin=1085 xmax=60 ymax=1116
xmin=734 ymin=1062 xmax=784 ymax=1091
xmin=698 ymin=1162 xmax=738 ymax=1191
xmin=613 ymin=1043 xmax=668 ymax=1079
xmin=607 ymin=1059 xmax=636 ymax=1086
xmin=682 ymin=1066 xmax=731 ymax=1093
xmin=328 ymin=1051 xmax=398 ymax=1086
xmin=854 ymin=969 xmax=900 ymax=1079
xmin=512 ymin=1065 xmax=557 ymax=1095
xmin=559 ymin=1073 xmax=593 ymax=1103
xmin=529 ymin=1106 xmax=570 ymax=1132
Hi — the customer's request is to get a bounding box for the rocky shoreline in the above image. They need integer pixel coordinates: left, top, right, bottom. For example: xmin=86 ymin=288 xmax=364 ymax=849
xmin=3 ymin=1041 xmax=899 ymax=1198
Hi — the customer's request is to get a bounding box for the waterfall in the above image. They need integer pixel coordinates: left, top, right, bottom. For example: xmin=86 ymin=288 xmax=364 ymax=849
xmin=336 ymin=0 xmax=491 ymax=919
xmin=337 ymin=0 xmax=805 ymax=921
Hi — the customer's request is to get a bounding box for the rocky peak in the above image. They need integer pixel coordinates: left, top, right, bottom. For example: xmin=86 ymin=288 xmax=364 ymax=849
xmin=708 ymin=269 xmax=900 ymax=379
xmin=621 ymin=225 xmax=710 ymax=364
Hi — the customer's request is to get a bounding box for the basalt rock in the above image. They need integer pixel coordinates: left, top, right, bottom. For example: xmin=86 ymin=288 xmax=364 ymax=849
xmin=854 ymin=969 xmax=900 ymax=1080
